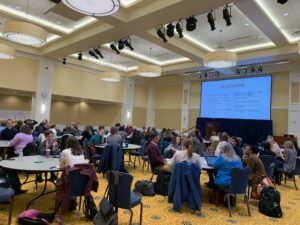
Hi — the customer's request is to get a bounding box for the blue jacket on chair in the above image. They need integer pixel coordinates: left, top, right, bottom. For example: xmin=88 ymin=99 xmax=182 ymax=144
xmin=98 ymin=144 xmax=127 ymax=174
xmin=168 ymin=161 xmax=201 ymax=211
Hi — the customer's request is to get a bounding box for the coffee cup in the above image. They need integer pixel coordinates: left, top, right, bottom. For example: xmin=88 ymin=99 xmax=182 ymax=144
xmin=46 ymin=149 xmax=51 ymax=158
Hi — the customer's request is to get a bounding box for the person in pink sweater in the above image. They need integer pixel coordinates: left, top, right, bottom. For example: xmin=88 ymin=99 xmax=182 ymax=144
xmin=9 ymin=124 xmax=33 ymax=156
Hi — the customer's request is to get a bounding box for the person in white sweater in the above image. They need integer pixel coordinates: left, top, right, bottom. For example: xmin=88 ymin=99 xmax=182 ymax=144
xmin=59 ymin=136 xmax=87 ymax=169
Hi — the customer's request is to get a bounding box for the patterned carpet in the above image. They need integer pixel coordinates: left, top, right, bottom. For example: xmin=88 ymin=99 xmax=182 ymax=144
xmin=1 ymin=157 xmax=300 ymax=225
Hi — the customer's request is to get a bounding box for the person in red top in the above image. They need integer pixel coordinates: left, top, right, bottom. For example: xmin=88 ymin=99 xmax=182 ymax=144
xmin=147 ymin=132 xmax=171 ymax=173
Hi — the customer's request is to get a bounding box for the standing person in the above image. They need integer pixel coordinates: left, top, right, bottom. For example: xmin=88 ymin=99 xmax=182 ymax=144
xmin=107 ymin=127 xmax=123 ymax=147
xmin=0 ymin=119 xmax=18 ymax=140
xmin=88 ymin=126 xmax=105 ymax=145
xmin=9 ymin=124 xmax=33 ymax=156
xmin=243 ymin=145 xmax=266 ymax=199
xmin=146 ymin=132 xmax=170 ymax=173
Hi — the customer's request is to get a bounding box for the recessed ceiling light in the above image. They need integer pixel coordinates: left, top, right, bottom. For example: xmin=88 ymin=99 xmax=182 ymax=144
xmin=283 ymin=12 xmax=289 ymax=16
xmin=244 ymin=23 xmax=249 ymax=26
xmin=15 ymin=6 xmax=21 ymax=10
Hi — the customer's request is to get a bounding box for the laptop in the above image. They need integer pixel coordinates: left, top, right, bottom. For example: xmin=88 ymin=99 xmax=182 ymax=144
xmin=205 ymin=156 xmax=218 ymax=167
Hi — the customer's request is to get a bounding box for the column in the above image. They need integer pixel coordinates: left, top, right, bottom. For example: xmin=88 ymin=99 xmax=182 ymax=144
xmin=288 ymin=71 xmax=300 ymax=145
xmin=122 ymin=78 xmax=135 ymax=125
xmin=31 ymin=57 xmax=54 ymax=123
xmin=181 ymin=80 xmax=191 ymax=131
xmin=146 ymin=86 xmax=155 ymax=128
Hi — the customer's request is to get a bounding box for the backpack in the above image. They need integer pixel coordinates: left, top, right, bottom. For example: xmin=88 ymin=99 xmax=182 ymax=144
xmin=93 ymin=198 xmax=118 ymax=225
xmin=259 ymin=187 xmax=282 ymax=218
xmin=17 ymin=209 xmax=55 ymax=225
xmin=134 ymin=180 xmax=155 ymax=196
xmin=83 ymin=195 xmax=98 ymax=220
xmin=154 ymin=174 xmax=171 ymax=196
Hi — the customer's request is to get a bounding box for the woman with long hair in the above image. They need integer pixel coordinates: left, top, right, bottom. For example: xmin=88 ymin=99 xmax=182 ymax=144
xmin=167 ymin=139 xmax=202 ymax=171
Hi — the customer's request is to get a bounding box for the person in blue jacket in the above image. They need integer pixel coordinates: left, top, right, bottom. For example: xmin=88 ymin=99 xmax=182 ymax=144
xmin=212 ymin=142 xmax=243 ymax=188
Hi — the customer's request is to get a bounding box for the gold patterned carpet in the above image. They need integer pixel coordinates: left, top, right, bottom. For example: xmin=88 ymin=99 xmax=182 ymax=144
xmin=1 ymin=157 xmax=300 ymax=225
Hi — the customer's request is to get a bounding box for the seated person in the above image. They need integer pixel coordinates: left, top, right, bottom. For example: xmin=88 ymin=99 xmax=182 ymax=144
xmin=38 ymin=130 xmax=59 ymax=156
xmin=267 ymin=135 xmax=284 ymax=160
xmin=0 ymin=168 xmax=27 ymax=194
xmin=214 ymin=132 xmax=229 ymax=156
xmin=118 ymin=126 xmax=127 ymax=143
xmin=167 ymin=139 xmax=202 ymax=171
xmin=207 ymin=140 xmax=219 ymax=156
xmin=147 ymin=132 xmax=170 ymax=173
xmin=212 ymin=143 xmax=243 ymax=188
xmin=210 ymin=131 xmax=220 ymax=143
xmin=9 ymin=124 xmax=33 ymax=157
xmin=106 ymin=127 xmax=123 ymax=147
xmin=229 ymin=137 xmax=243 ymax=159
xmin=259 ymin=141 xmax=276 ymax=157
xmin=164 ymin=135 xmax=182 ymax=157
xmin=60 ymin=136 xmax=87 ymax=169
xmin=1 ymin=119 xmax=18 ymax=141
xmin=81 ymin=125 xmax=94 ymax=142
xmin=279 ymin=141 xmax=297 ymax=174
xmin=243 ymin=145 xmax=266 ymax=197
xmin=88 ymin=126 xmax=104 ymax=146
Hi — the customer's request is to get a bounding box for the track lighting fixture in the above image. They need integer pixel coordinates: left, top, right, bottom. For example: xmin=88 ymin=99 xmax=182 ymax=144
xmin=89 ymin=49 xmax=99 ymax=59
xmin=110 ymin=43 xmax=120 ymax=54
xmin=258 ymin=65 xmax=263 ymax=73
xmin=78 ymin=52 xmax=82 ymax=60
xmin=157 ymin=27 xmax=168 ymax=43
xmin=250 ymin=66 xmax=255 ymax=73
xmin=124 ymin=38 xmax=134 ymax=51
xmin=176 ymin=21 xmax=184 ymax=38
xmin=94 ymin=48 xmax=104 ymax=59
xmin=166 ymin=23 xmax=175 ymax=38
xmin=223 ymin=5 xmax=232 ymax=26
xmin=186 ymin=16 xmax=197 ymax=31
xmin=207 ymin=11 xmax=216 ymax=31
xmin=243 ymin=67 xmax=248 ymax=74
xmin=118 ymin=40 xmax=124 ymax=50
xmin=277 ymin=0 xmax=288 ymax=4
xmin=62 ymin=57 xmax=66 ymax=65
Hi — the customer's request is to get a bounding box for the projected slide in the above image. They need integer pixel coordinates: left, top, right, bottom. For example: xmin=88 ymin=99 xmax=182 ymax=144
xmin=200 ymin=76 xmax=272 ymax=120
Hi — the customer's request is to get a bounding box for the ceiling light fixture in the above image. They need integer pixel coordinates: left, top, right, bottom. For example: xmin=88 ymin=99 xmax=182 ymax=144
xmin=3 ymin=21 xmax=47 ymax=46
xmin=118 ymin=40 xmax=124 ymax=50
xmin=203 ymin=30 xmax=237 ymax=68
xmin=0 ymin=43 xmax=15 ymax=59
xmin=223 ymin=5 xmax=232 ymax=27
xmin=94 ymin=48 xmax=104 ymax=58
xmin=99 ymin=57 xmax=121 ymax=82
xmin=89 ymin=49 xmax=99 ymax=59
xmin=110 ymin=43 xmax=120 ymax=54
xmin=62 ymin=57 xmax=66 ymax=65
xmin=124 ymin=38 xmax=134 ymax=51
xmin=186 ymin=16 xmax=197 ymax=31
xmin=78 ymin=52 xmax=82 ymax=60
xmin=62 ymin=0 xmax=120 ymax=16
xmin=176 ymin=21 xmax=184 ymax=38
xmin=137 ymin=48 xmax=162 ymax=77
xmin=166 ymin=23 xmax=175 ymax=38
xmin=157 ymin=27 xmax=167 ymax=43
xmin=207 ymin=10 xmax=216 ymax=31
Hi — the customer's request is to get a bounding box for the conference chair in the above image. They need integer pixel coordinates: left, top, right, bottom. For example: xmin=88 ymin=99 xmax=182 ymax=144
xmin=280 ymin=158 xmax=300 ymax=190
xmin=259 ymin=155 xmax=276 ymax=173
xmin=106 ymin=171 xmax=143 ymax=225
xmin=266 ymin=163 xmax=276 ymax=189
xmin=216 ymin=167 xmax=251 ymax=217
xmin=0 ymin=188 xmax=15 ymax=225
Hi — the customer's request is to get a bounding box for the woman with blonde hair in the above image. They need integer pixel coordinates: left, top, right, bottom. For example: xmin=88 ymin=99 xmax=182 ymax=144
xmin=167 ymin=138 xmax=202 ymax=171
xmin=207 ymin=140 xmax=219 ymax=155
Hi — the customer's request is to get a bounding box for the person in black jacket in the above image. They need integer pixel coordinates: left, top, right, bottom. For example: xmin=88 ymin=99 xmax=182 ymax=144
xmin=229 ymin=137 xmax=244 ymax=159
xmin=0 ymin=119 xmax=18 ymax=140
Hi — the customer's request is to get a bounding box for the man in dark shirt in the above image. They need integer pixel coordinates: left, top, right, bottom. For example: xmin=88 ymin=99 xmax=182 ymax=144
xmin=0 ymin=119 xmax=18 ymax=140
xmin=229 ymin=137 xmax=243 ymax=159
xmin=146 ymin=132 xmax=171 ymax=173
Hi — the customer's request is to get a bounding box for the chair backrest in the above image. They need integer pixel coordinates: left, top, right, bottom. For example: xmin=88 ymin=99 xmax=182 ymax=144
xmin=23 ymin=142 xmax=37 ymax=156
xmin=228 ymin=167 xmax=251 ymax=195
xmin=106 ymin=171 xmax=133 ymax=209
xmin=69 ymin=169 xmax=89 ymax=196
xmin=266 ymin=163 xmax=275 ymax=178
xmin=259 ymin=155 xmax=276 ymax=172
xmin=82 ymin=139 xmax=90 ymax=159
xmin=291 ymin=158 xmax=300 ymax=175
xmin=99 ymin=145 xmax=123 ymax=174
xmin=140 ymin=139 xmax=149 ymax=155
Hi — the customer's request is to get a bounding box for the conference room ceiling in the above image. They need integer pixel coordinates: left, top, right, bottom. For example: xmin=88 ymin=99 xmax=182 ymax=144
xmin=0 ymin=0 xmax=299 ymax=77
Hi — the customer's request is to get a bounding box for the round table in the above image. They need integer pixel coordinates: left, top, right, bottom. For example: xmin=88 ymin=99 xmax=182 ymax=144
xmin=0 ymin=155 xmax=61 ymax=209
xmin=0 ymin=140 xmax=10 ymax=148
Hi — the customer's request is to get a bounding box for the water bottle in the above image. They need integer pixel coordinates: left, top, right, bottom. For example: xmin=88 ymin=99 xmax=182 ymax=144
xmin=19 ymin=151 xmax=23 ymax=161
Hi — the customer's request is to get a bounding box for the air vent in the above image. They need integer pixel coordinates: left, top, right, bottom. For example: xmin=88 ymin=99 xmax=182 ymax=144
xmin=228 ymin=35 xmax=251 ymax=42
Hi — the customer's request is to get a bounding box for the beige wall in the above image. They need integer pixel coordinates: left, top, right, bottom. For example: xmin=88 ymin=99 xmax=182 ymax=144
xmin=155 ymin=84 xmax=182 ymax=109
xmin=155 ymin=109 xmax=181 ymax=130
xmin=134 ymin=84 xmax=148 ymax=108
xmin=52 ymin=65 xmax=125 ymax=103
xmin=0 ymin=56 xmax=38 ymax=92
xmin=132 ymin=107 xmax=147 ymax=128
xmin=0 ymin=94 xmax=32 ymax=111
xmin=272 ymin=72 xmax=289 ymax=107
xmin=50 ymin=100 xmax=122 ymax=126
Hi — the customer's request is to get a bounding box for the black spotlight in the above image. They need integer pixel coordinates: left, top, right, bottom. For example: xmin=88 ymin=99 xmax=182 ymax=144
xmin=110 ymin=43 xmax=120 ymax=54
xmin=78 ymin=52 xmax=82 ymax=60
xmin=89 ymin=49 xmax=99 ymax=59
xmin=277 ymin=0 xmax=288 ymax=4
xmin=157 ymin=27 xmax=167 ymax=43
xmin=236 ymin=68 xmax=241 ymax=74
xmin=258 ymin=65 xmax=263 ymax=73
xmin=223 ymin=5 xmax=232 ymax=26
xmin=94 ymin=48 xmax=104 ymax=59
xmin=62 ymin=57 xmax=66 ymax=65
xmin=124 ymin=38 xmax=134 ymax=51
xmin=204 ymin=72 xmax=208 ymax=79
xmin=118 ymin=40 xmax=124 ymax=50
xmin=176 ymin=21 xmax=184 ymax=38
xmin=166 ymin=23 xmax=175 ymax=38
xmin=186 ymin=16 xmax=197 ymax=31
xmin=207 ymin=11 xmax=216 ymax=31
xmin=250 ymin=66 xmax=255 ymax=73
xmin=243 ymin=67 xmax=248 ymax=74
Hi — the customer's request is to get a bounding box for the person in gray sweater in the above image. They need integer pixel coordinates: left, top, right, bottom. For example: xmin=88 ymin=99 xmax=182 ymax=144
xmin=107 ymin=127 xmax=123 ymax=147
xmin=282 ymin=141 xmax=297 ymax=173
